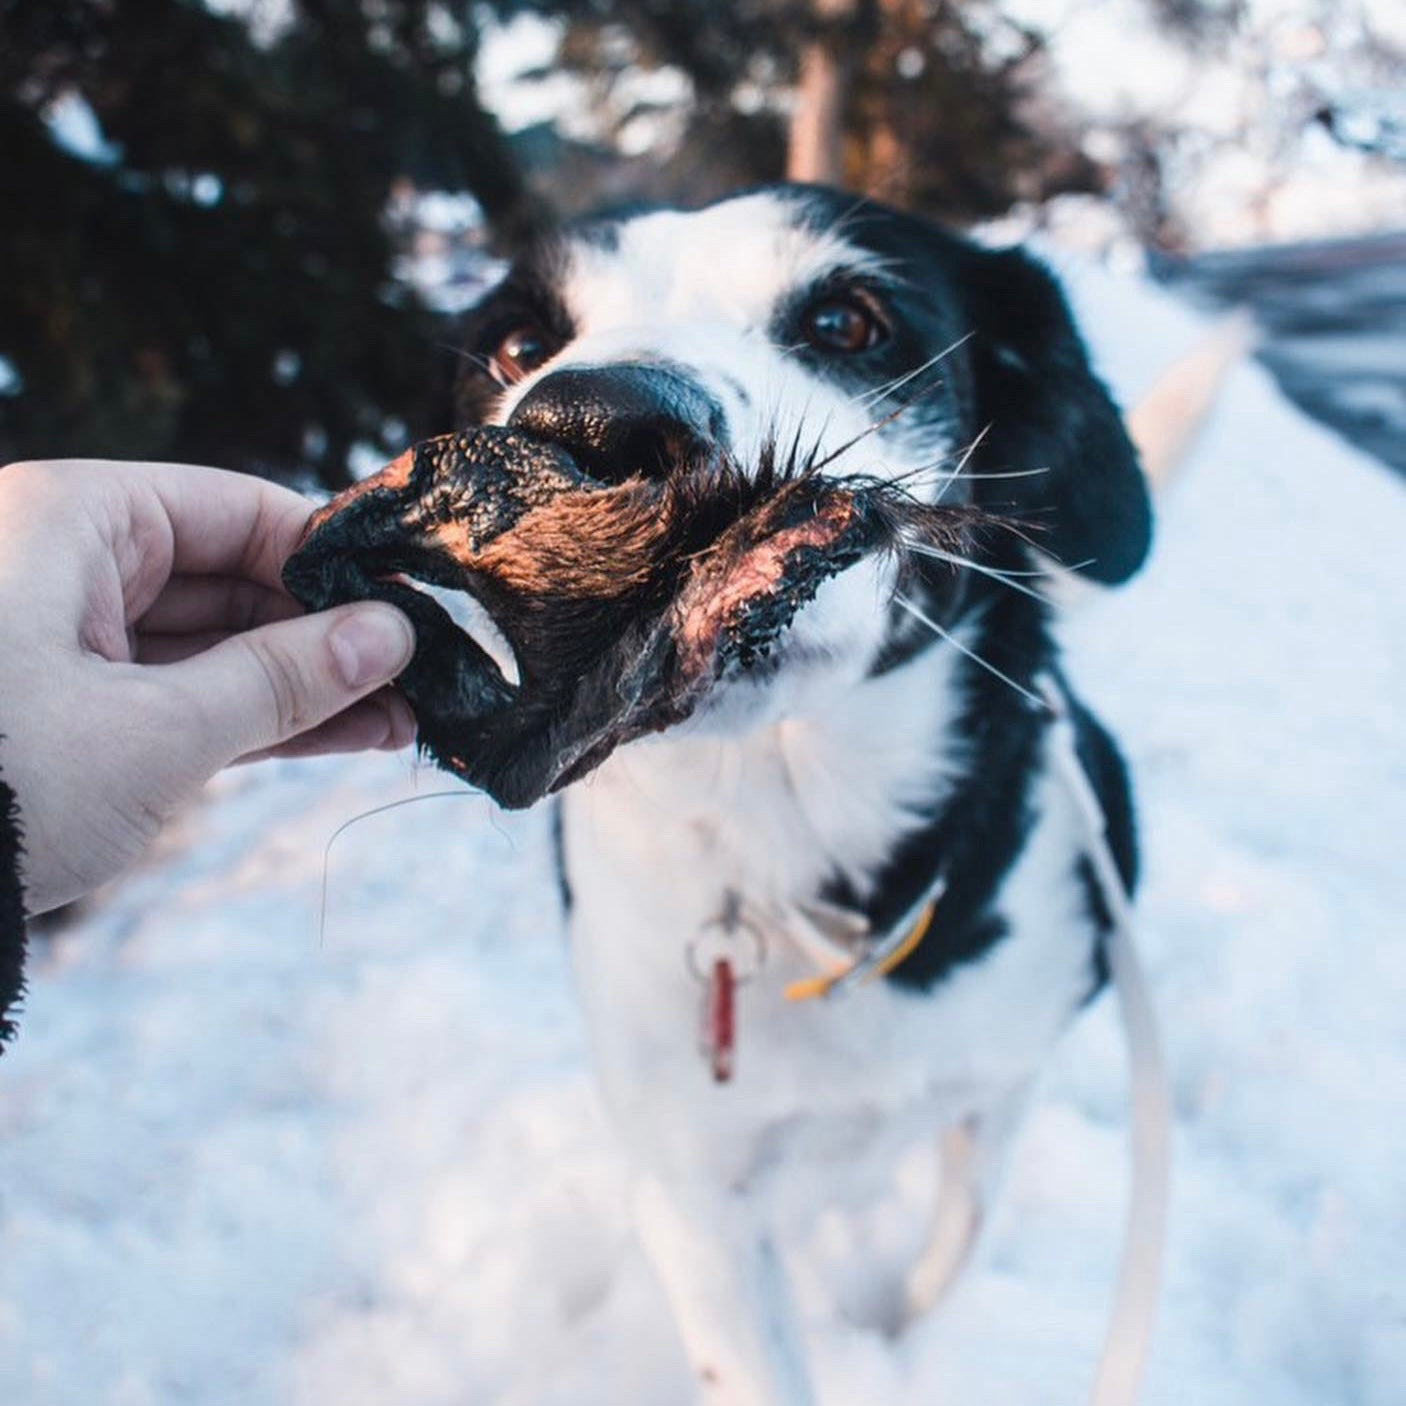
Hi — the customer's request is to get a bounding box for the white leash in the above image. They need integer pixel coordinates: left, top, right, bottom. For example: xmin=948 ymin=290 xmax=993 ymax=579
xmin=1042 ymin=679 xmax=1172 ymax=1406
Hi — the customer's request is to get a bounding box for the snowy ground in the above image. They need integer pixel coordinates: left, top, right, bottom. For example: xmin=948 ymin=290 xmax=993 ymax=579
xmin=2 ymin=267 xmax=1403 ymax=1406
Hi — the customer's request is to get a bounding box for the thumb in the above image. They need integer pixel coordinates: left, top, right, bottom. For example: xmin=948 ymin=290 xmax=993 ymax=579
xmin=167 ymin=602 xmax=416 ymax=767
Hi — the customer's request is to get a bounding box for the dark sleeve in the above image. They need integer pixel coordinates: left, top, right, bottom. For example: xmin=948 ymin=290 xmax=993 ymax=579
xmin=0 ymin=750 xmax=28 ymax=1051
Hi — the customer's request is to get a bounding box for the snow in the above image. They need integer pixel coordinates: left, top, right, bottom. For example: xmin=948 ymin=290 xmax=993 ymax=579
xmin=41 ymin=92 xmax=121 ymax=168
xmin=2 ymin=267 xmax=1405 ymax=1404
xmin=203 ymin=0 xmax=295 ymax=49
xmin=477 ymin=11 xmax=694 ymax=160
xmin=1011 ymin=0 xmax=1406 ymax=249
xmin=478 ymin=14 xmax=592 ymax=140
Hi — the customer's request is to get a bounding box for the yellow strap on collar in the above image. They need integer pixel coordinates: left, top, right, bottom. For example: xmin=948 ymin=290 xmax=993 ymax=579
xmin=783 ymin=899 xmax=936 ymax=1002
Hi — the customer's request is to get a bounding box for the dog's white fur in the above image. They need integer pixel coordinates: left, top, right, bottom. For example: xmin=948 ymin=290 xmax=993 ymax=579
xmin=489 ymin=194 xmax=1106 ymax=1405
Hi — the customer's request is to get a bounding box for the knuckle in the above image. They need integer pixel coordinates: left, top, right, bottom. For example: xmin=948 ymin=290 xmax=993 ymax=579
xmin=2 ymin=459 xmax=79 ymax=491
xmin=243 ymin=634 xmax=315 ymax=737
xmin=0 ymin=460 xmax=52 ymax=505
xmin=1 ymin=458 xmax=46 ymax=478
xmin=0 ymin=460 xmax=93 ymax=531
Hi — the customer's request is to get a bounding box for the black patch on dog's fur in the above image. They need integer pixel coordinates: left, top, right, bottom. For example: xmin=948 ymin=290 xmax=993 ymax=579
xmin=826 ymin=568 xmax=1141 ymax=998
xmin=955 ymin=245 xmax=1152 ymax=584
xmin=822 ymin=537 xmax=1058 ymax=990
xmin=843 ymin=612 xmax=1141 ymax=997
xmin=1068 ymin=694 xmax=1140 ymax=998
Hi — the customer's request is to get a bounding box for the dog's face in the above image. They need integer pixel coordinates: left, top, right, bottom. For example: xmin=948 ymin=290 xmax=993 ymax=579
xmin=285 ymin=186 xmax=1151 ymax=805
xmin=454 ymin=186 xmax=1150 ymax=723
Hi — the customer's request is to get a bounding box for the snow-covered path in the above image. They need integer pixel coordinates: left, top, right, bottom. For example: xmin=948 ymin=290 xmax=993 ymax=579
xmin=2 ymin=268 xmax=1403 ymax=1406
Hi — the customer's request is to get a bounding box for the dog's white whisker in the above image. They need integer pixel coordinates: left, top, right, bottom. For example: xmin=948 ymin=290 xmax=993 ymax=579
xmin=436 ymin=342 xmax=497 ymax=374
xmin=904 ymin=465 xmax=1052 ymax=485
xmin=894 ymin=592 xmax=1046 ymax=707
xmin=892 ymin=428 xmax=1003 ymax=500
xmin=903 ymin=542 xmax=1057 ymax=605
xmin=854 ymin=363 xmax=927 ymax=410
xmin=890 ymin=463 xmax=1050 ymax=502
xmin=855 ymin=331 xmax=976 ymax=411
xmin=931 ymin=423 xmax=994 ymax=504
xmin=808 ymin=400 xmax=915 ymax=475
xmin=901 ymin=546 xmax=1057 ymax=578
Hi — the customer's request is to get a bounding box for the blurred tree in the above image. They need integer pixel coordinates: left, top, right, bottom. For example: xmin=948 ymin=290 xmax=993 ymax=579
xmin=859 ymin=0 xmax=1102 ymax=213
xmin=0 ymin=0 xmax=1125 ymax=487
xmin=494 ymin=0 xmax=792 ymax=211
xmin=0 ymin=0 xmax=537 ymax=485
xmin=505 ymin=0 xmax=1096 ymax=220
xmin=787 ymin=0 xmax=865 ymax=184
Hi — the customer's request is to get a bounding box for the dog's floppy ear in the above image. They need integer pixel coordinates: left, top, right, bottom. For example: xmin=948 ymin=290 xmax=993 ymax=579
xmin=959 ymin=245 xmax=1152 ymax=585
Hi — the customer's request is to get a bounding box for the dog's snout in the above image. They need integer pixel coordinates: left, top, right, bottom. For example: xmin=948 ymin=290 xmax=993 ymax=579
xmin=507 ymin=365 xmax=725 ymax=483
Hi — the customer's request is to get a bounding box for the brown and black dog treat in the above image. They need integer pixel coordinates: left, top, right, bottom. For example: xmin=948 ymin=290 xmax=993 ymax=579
xmin=283 ymin=427 xmax=977 ymax=808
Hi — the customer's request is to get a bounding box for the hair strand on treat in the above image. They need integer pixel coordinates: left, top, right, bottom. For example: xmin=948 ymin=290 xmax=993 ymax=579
xmin=317 ymin=789 xmax=485 ymax=948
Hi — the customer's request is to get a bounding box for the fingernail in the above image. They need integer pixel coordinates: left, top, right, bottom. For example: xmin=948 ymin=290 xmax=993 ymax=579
xmin=329 ymin=605 xmax=416 ymax=689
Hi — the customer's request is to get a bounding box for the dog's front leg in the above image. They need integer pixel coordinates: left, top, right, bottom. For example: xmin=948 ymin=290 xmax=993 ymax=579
xmin=901 ymin=1080 xmax=1034 ymax=1328
xmin=634 ymin=1175 xmax=818 ymax=1406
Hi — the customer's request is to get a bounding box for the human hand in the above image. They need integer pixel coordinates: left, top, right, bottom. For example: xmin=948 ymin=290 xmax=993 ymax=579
xmin=0 ymin=459 xmax=418 ymax=914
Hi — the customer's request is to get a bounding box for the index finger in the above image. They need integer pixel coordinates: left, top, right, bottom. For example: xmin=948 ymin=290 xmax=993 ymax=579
xmin=16 ymin=458 xmax=321 ymax=594
xmin=0 ymin=459 xmax=328 ymax=637
xmin=136 ymin=460 xmax=321 ymax=590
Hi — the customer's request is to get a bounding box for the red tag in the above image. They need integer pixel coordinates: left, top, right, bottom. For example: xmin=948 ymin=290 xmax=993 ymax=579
xmin=702 ymin=956 xmax=736 ymax=1084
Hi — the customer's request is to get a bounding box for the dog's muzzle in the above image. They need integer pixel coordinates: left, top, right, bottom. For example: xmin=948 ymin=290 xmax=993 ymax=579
xmin=282 ymin=426 xmax=898 ymax=807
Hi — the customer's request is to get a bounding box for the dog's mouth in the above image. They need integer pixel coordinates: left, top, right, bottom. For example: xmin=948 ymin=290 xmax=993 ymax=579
xmin=282 ymin=427 xmax=972 ymax=807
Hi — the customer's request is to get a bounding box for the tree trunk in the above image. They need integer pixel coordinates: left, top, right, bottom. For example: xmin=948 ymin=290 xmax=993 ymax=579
xmin=863 ymin=0 xmax=914 ymax=204
xmin=787 ymin=0 xmax=860 ymax=185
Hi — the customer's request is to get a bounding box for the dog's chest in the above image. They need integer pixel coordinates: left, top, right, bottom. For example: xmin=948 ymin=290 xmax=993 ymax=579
xmin=559 ymin=658 xmax=1096 ymax=1189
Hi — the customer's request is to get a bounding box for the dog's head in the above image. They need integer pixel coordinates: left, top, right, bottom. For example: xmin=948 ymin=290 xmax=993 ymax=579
xmin=286 ymin=185 xmax=1150 ymax=804
xmin=462 ymin=183 xmax=1146 ymax=642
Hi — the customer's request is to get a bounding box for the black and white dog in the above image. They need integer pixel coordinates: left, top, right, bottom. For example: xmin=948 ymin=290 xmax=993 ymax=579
xmin=447 ymin=184 xmax=1150 ymax=1404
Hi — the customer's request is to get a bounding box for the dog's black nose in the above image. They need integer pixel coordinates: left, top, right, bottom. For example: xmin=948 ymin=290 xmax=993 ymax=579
xmin=507 ymin=364 xmax=724 ymax=483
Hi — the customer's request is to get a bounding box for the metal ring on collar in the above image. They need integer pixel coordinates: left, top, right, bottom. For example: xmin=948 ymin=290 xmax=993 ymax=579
xmin=685 ymin=913 xmax=768 ymax=986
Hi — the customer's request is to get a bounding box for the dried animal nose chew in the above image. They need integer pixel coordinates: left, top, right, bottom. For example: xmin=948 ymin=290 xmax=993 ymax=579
xmin=282 ymin=426 xmax=961 ymax=808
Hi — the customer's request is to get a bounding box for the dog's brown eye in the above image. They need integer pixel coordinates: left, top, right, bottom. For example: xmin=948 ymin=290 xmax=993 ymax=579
xmin=802 ymin=297 xmax=884 ymax=354
xmin=489 ymin=324 xmax=555 ymax=385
